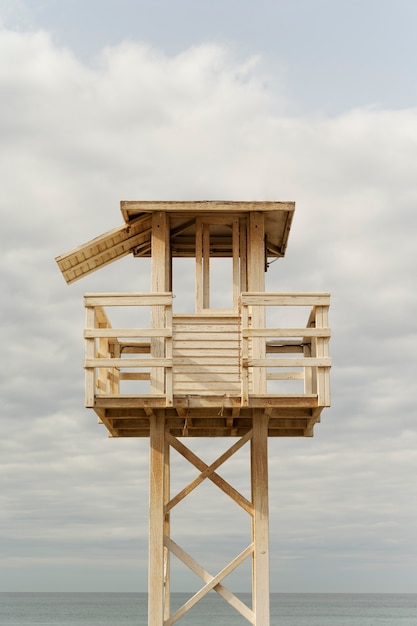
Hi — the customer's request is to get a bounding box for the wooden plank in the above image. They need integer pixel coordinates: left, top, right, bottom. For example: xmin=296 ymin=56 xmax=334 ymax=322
xmin=173 ymin=380 xmax=241 ymax=388
xmin=173 ymin=365 xmax=239 ymax=374
xmin=315 ymin=305 xmax=331 ymax=407
xmin=85 ymin=306 xmax=96 ymax=407
xmin=203 ymin=222 xmax=210 ymax=309
xmin=165 ymin=303 xmax=173 ymax=405
xmin=56 ymin=215 xmax=152 ymax=284
xmin=243 ymin=328 xmax=330 ymax=338
xmin=121 ymin=200 xmax=295 ymax=214
xmin=174 ymin=373 xmax=241 ymax=382
xmin=251 ymin=411 xmax=270 ymax=625
xmin=241 ymin=292 xmax=330 ymax=306
xmin=174 ymin=336 xmax=238 ymax=344
xmin=240 ymin=216 xmax=248 ymax=292
xmin=164 ymin=440 xmax=171 ymax=621
xmin=195 ymin=217 xmax=203 ymax=312
xmin=85 ymin=357 xmax=171 ymax=368
xmin=151 ymin=213 xmax=170 ymax=397
xmin=148 ymin=413 xmax=165 ymax=624
xmin=85 ymin=328 xmax=171 ymax=338
xmin=120 ymin=344 xmax=151 ymax=354
xmin=232 ymin=217 xmax=239 ymax=311
xmin=84 ymin=293 xmax=172 ymax=306
xmin=267 ymin=372 xmax=304 ymax=380
xmin=246 ymin=357 xmax=331 ymax=368
xmin=173 ymin=348 xmax=238 ymax=357
xmin=174 ymin=325 xmax=239 ymax=333
xmin=247 ymin=212 xmax=266 ymax=395
xmin=174 ymin=339 xmax=239 ymax=348
xmin=173 ymin=356 xmax=238 ymax=365
xmin=120 ymin=372 xmax=150 ymax=380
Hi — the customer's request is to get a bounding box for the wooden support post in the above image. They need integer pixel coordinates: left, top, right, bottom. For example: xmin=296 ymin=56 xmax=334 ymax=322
xmin=248 ymin=213 xmax=266 ymax=394
xmin=163 ymin=439 xmax=171 ymax=622
xmin=195 ymin=218 xmax=203 ymax=312
xmin=151 ymin=212 xmax=170 ymax=396
xmin=203 ymin=223 xmax=210 ymax=309
xmin=315 ymin=305 xmax=331 ymax=406
xmin=85 ymin=306 xmax=96 ymax=407
xmin=232 ymin=217 xmax=240 ymax=312
xmin=149 ymin=412 xmax=166 ymax=625
xmin=251 ymin=411 xmax=270 ymax=625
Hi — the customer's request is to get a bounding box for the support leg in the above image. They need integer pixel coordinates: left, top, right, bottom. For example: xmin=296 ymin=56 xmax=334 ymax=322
xmin=148 ymin=412 xmax=165 ymax=625
xmin=251 ymin=411 xmax=270 ymax=625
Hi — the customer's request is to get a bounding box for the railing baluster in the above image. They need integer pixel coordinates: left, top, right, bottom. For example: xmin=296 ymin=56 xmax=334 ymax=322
xmin=84 ymin=293 xmax=173 ymax=403
xmin=85 ymin=306 xmax=96 ymax=407
xmin=240 ymin=293 xmax=331 ymax=405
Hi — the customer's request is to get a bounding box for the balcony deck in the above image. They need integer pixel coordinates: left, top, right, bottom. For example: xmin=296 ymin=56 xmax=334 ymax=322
xmin=84 ymin=292 xmax=331 ymax=437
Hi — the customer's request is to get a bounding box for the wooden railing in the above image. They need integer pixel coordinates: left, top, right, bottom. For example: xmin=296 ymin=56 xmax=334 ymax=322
xmin=84 ymin=293 xmax=173 ymax=406
xmin=83 ymin=292 xmax=330 ymax=409
xmin=240 ymin=293 xmax=331 ymax=406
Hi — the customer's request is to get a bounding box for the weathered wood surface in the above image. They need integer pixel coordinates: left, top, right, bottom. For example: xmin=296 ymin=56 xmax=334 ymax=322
xmin=83 ymin=293 xmax=330 ymax=437
xmin=157 ymin=428 xmax=266 ymax=624
xmin=172 ymin=315 xmax=241 ymax=395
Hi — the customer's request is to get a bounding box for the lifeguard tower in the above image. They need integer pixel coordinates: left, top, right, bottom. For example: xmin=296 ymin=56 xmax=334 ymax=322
xmin=56 ymin=201 xmax=331 ymax=625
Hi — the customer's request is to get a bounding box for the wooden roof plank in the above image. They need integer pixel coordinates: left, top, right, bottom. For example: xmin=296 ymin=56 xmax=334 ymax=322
xmin=56 ymin=215 xmax=152 ymax=284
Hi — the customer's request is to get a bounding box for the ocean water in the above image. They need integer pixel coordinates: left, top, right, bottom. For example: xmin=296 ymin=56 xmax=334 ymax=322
xmin=0 ymin=592 xmax=416 ymax=625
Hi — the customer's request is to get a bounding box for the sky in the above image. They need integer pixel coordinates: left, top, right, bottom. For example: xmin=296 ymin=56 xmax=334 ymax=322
xmin=0 ymin=0 xmax=417 ymax=595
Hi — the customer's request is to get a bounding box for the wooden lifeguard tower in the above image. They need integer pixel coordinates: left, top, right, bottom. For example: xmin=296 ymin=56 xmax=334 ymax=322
xmin=56 ymin=201 xmax=331 ymax=625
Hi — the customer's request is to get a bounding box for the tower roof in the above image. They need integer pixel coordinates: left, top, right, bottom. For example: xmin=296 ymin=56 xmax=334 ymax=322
xmin=56 ymin=201 xmax=294 ymax=284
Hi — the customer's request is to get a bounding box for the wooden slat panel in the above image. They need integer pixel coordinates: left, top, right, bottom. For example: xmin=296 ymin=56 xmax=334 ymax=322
xmin=173 ymin=315 xmax=240 ymax=395
xmin=56 ymin=215 xmax=152 ymax=284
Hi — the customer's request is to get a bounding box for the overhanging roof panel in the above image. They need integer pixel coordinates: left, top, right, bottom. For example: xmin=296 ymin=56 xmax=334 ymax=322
xmin=56 ymin=201 xmax=295 ymax=284
xmin=56 ymin=214 xmax=152 ymax=284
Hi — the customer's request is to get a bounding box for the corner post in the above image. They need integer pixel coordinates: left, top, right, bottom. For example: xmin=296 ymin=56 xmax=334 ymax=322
xmin=251 ymin=411 xmax=270 ymax=625
xmin=248 ymin=212 xmax=266 ymax=394
xmin=151 ymin=212 xmax=170 ymax=396
xmin=148 ymin=411 xmax=166 ymax=625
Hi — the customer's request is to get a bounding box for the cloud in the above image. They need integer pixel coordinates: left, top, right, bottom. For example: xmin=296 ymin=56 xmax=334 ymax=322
xmin=1 ymin=28 xmax=416 ymax=592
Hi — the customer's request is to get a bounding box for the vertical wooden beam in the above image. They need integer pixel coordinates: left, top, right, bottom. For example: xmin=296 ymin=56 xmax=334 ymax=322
xmin=195 ymin=218 xmax=203 ymax=312
xmin=151 ymin=211 xmax=170 ymax=293
xmin=151 ymin=212 xmax=170 ymax=395
xmin=239 ymin=217 xmax=248 ymax=293
xmin=248 ymin=213 xmax=266 ymax=394
xmin=251 ymin=411 xmax=270 ymax=625
xmin=315 ymin=305 xmax=331 ymax=407
xmin=163 ymin=439 xmax=171 ymax=621
xmin=232 ymin=217 xmax=240 ymax=312
xmin=149 ymin=412 xmax=166 ymax=625
xmin=109 ymin=341 xmax=120 ymax=395
xmin=85 ymin=306 xmax=96 ymax=407
xmin=203 ymin=223 xmax=210 ymax=309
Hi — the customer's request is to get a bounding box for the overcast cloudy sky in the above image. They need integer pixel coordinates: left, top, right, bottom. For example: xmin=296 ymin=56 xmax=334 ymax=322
xmin=1 ymin=0 xmax=417 ymax=594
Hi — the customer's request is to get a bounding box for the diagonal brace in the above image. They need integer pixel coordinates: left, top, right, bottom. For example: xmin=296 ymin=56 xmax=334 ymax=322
xmin=166 ymin=431 xmax=254 ymax=515
xmin=164 ymin=537 xmax=254 ymax=626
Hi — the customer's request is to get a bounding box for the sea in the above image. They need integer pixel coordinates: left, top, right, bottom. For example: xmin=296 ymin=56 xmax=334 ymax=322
xmin=0 ymin=592 xmax=416 ymax=625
